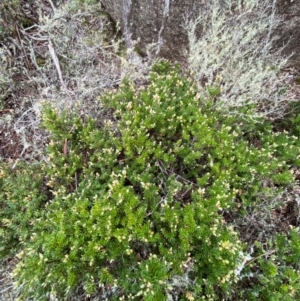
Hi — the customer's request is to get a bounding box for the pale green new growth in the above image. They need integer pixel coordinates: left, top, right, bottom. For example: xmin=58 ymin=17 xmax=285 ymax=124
xmin=186 ymin=0 xmax=290 ymax=119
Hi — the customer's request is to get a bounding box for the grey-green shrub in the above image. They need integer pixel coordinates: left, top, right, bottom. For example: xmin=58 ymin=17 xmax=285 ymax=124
xmin=186 ymin=0 xmax=290 ymax=119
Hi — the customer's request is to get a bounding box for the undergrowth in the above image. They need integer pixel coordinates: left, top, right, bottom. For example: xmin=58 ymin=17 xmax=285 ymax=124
xmin=0 ymin=0 xmax=142 ymax=161
xmin=1 ymin=0 xmax=300 ymax=300
xmin=1 ymin=60 xmax=299 ymax=300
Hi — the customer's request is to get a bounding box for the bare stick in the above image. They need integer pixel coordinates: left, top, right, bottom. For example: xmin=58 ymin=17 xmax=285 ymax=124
xmin=48 ymin=39 xmax=65 ymax=88
xmin=47 ymin=0 xmax=56 ymax=12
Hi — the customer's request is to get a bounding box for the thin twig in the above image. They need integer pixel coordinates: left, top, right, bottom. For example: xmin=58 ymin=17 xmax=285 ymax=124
xmin=48 ymin=39 xmax=65 ymax=88
xmin=48 ymin=39 xmax=75 ymax=100
xmin=46 ymin=0 xmax=56 ymax=12
xmin=75 ymin=172 xmax=78 ymax=192
xmin=245 ymin=249 xmax=276 ymax=267
xmin=15 ymin=24 xmax=31 ymax=70
xmin=0 ymin=285 xmax=14 ymax=294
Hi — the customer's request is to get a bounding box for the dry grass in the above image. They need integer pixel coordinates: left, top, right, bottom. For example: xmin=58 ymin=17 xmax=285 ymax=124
xmin=0 ymin=0 xmax=151 ymax=162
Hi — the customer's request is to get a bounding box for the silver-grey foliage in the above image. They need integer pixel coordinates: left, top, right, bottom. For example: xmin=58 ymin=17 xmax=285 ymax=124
xmin=186 ymin=0 xmax=291 ymax=119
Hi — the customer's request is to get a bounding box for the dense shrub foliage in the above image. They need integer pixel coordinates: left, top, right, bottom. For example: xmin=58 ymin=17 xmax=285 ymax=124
xmin=0 ymin=61 xmax=299 ymax=300
xmin=0 ymin=162 xmax=47 ymax=257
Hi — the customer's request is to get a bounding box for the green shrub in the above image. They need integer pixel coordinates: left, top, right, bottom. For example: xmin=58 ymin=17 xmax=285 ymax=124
xmin=5 ymin=60 xmax=299 ymax=300
xmin=0 ymin=162 xmax=47 ymax=258
xmin=228 ymin=102 xmax=300 ymax=301
xmin=231 ymin=230 xmax=300 ymax=301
